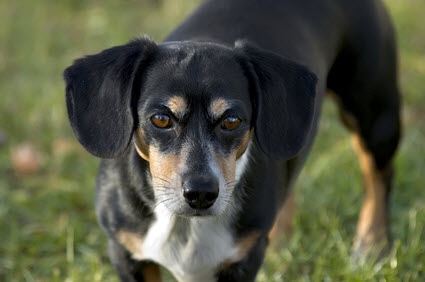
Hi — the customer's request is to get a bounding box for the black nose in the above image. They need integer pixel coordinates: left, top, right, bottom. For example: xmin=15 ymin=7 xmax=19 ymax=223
xmin=182 ymin=176 xmax=219 ymax=210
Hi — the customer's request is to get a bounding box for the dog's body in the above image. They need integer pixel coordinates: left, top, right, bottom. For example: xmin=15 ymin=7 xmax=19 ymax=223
xmin=64 ymin=0 xmax=401 ymax=281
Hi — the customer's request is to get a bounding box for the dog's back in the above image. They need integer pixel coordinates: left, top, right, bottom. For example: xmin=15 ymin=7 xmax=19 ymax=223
xmin=166 ymin=0 xmax=399 ymax=188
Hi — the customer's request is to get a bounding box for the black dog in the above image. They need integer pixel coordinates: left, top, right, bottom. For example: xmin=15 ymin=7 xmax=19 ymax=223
xmin=64 ymin=0 xmax=401 ymax=281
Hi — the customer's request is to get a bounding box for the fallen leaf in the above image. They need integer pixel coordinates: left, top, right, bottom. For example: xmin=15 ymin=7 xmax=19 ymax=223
xmin=11 ymin=143 xmax=43 ymax=174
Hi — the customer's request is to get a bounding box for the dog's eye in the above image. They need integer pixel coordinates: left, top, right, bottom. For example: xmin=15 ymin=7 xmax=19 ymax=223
xmin=152 ymin=114 xmax=172 ymax=129
xmin=221 ymin=116 xmax=240 ymax=130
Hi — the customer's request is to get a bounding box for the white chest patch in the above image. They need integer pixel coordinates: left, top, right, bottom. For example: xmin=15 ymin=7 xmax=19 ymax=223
xmin=141 ymin=206 xmax=239 ymax=282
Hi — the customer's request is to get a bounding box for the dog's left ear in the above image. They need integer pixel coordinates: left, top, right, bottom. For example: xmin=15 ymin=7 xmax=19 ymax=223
xmin=235 ymin=40 xmax=317 ymax=161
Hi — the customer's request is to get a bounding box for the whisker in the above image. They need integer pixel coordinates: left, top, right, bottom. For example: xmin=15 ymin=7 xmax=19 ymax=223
xmin=152 ymin=176 xmax=172 ymax=184
xmin=152 ymin=197 xmax=175 ymax=210
xmin=155 ymin=192 xmax=178 ymax=198
xmin=150 ymin=185 xmax=174 ymax=189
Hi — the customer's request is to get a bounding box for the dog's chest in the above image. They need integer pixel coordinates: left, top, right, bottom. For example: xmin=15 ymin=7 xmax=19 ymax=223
xmin=141 ymin=211 xmax=238 ymax=282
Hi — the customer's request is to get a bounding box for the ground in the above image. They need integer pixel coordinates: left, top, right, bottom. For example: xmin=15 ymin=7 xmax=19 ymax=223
xmin=0 ymin=0 xmax=424 ymax=281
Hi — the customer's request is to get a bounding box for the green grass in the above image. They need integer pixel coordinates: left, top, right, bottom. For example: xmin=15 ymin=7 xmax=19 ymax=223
xmin=0 ymin=0 xmax=424 ymax=281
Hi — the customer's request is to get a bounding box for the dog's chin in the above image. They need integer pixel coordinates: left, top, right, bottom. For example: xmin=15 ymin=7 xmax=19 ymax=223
xmin=176 ymin=207 xmax=221 ymax=218
xmin=156 ymin=199 xmax=229 ymax=218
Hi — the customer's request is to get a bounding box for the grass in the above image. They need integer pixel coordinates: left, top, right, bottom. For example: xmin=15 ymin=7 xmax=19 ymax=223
xmin=0 ymin=0 xmax=424 ymax=281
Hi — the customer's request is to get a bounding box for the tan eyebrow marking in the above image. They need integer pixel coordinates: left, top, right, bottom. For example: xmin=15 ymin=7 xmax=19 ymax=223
xmin=167 ymin=96 xmax=187 ymax=117
xmin=209 ymin=98 xmax=230 ymax=119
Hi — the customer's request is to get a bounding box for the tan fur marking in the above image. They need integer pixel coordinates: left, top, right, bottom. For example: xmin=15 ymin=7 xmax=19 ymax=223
xmin=117 ymin=231 xmax=144 ymax=260
xmin=327 ymin=91 xmax=357 ymax=130
xmin=352 ymin=133 xmax=390 ymax=252
xmin=216 ymin=152 xmax=236 ymax=185
xmin=142 ymin=263 xmax=162 ymax=282
xmin=215 ymin=131 xmax=251 ymax=186
xmin=235 ymin=232 xmax=260 ymax=260
xmin=167 ymin=96 xmax=187 ymax=117
xmin=218 ymin=232 xmax=260 ymax=270
xmin=268 ymin=191 xmax=295 ymax=248
xmin=209 ymin=98 xmax=230 ymax=119
xmin=135 ymin=128 xmax=149 ymax=161
xmin=236 ymin=131 xmax=252 ymax=159
xmin=149 ymin=146 xmax=180 ymax=185
xmin=329 ymin=91 xmax=390 ymax=254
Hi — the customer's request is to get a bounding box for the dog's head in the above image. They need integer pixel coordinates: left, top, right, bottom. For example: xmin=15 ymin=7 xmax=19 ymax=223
xmin=64 ymin=37 xmax=316 ymax=217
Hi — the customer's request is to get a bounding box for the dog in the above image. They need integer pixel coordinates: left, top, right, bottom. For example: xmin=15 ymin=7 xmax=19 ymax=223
xmin=63 ymin=0 xmax=401 ymax=281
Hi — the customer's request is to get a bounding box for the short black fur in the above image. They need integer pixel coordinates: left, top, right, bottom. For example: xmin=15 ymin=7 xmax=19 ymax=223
xmin=64 ymin=0 xmax=401 ymax=281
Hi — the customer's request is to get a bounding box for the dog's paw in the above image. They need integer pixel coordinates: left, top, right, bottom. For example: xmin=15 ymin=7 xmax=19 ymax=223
xmin=351 ymin=234 xmax=390 ymax=264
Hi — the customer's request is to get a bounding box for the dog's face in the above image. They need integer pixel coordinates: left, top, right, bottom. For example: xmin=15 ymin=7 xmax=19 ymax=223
xmin=64 ymin=38 xmax=316 ymax=217
xmin=134 ymin=43 xmax=252 ymax=216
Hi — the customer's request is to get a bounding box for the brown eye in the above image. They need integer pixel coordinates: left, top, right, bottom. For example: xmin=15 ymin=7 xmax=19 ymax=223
xmin=221 ymin=116 xmax=240 ymax=130
xmin=152 ymin=114 xmax=172 ymax=128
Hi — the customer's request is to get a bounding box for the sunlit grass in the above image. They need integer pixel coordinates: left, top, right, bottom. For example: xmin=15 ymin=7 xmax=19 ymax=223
xmin=0 ymin=0 xmax=424 ymax=280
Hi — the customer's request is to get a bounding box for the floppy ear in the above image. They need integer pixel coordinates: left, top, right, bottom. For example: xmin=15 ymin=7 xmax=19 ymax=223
xmin=63 ymin=37 xmax=157 ymax=158
xmin=235 ymin=40 xmax=317 ymax=161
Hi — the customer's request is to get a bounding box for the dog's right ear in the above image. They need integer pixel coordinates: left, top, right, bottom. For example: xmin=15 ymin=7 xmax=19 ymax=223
xmin=63 ymin=37 xmax=157 ymax=158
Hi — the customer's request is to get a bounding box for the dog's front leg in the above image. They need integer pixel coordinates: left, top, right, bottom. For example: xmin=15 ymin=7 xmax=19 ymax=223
xmin=108 ymin=239 xmax=162 ymax=282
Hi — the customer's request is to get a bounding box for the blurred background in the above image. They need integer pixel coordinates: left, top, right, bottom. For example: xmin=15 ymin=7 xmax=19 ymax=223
xmin=0 ymin=0 xmax=424 ymax=281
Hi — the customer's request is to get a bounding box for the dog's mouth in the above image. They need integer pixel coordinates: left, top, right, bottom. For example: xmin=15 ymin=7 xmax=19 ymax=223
xmin=176 ymin=207 xmax=218 ymax=217
xmin=153 ymin=195 xmax=231 ymax=218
